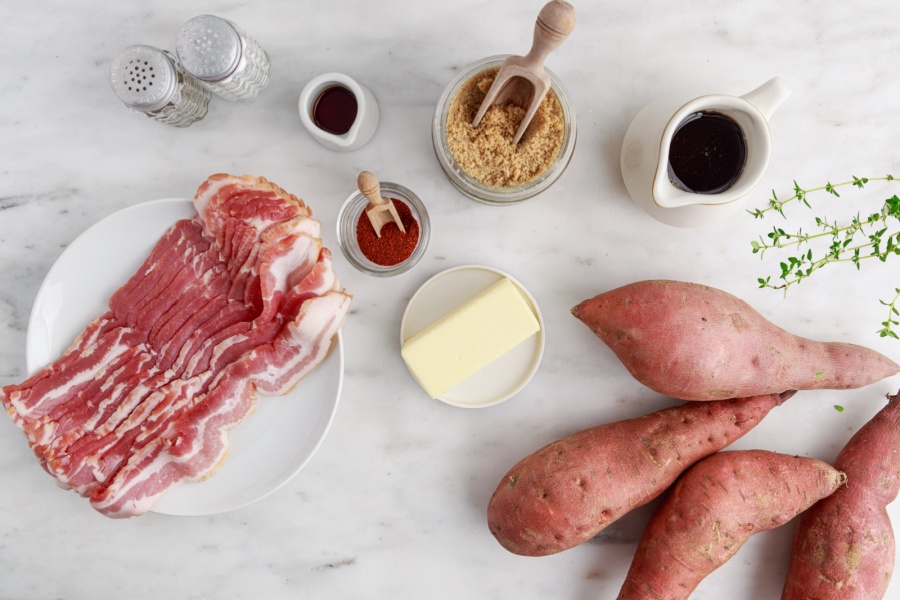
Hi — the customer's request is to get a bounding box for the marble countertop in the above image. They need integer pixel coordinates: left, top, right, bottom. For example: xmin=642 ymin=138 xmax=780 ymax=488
xmin=2 ymin=1 xmax=900 ymax=598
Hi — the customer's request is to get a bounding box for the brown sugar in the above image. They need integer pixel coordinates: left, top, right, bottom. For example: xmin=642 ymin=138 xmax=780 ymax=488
xmin=445 ymin=67 xmax=565 ymax=187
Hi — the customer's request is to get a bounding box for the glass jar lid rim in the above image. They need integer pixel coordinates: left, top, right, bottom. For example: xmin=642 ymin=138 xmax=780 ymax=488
xmin=176 ymin=15 xmax=242 ymax=81
xmin=110 ymin=45 xmax=178 ymax=111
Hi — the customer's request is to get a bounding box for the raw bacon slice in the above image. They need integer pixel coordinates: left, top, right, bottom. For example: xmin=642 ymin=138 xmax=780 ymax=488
xmin=90 ymin=290 xmax=351 ymax=516
xmin=0 ymin=174 xmax=351 ymax=518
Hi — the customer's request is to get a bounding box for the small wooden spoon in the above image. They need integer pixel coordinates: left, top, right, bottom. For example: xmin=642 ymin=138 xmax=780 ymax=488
xmin=358 ymin=171 xmax=406 ymax=238
xmin=472 ymin=0 xmax=576 ymax=145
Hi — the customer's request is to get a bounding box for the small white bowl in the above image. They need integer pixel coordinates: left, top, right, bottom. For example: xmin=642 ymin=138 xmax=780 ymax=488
xmin=298 ymin=72 xmax=379 ymax=151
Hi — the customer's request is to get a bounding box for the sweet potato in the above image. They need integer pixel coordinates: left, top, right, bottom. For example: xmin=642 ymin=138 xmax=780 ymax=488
xmin=617 ymin=450 xmax=846 ymax=600
xmin=487 ymin=391 xmax=793 ymax=556
xmin=572 ymin=280 xmax=899 ymax=401
xmin=781 ymin=391 xmax=900 ymax=600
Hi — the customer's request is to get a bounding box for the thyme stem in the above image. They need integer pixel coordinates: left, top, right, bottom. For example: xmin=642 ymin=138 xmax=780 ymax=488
xmin=749 ymin=175 xmax=900 ymax=340
xmin=880 ymin=288 xmax=900 ymax=340
xmin=748 ymin=175 xmax=896 ymax=219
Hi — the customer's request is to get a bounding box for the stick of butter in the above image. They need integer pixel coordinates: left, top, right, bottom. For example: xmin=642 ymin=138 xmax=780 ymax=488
xmin=401 ymin=278 xmax=540 ymax=399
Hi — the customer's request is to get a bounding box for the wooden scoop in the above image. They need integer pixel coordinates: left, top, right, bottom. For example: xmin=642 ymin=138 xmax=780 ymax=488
xmin=358 ymin=171 xmax=406 ymax=238
xmin=472 ymin=0 xmax=576 ymax=145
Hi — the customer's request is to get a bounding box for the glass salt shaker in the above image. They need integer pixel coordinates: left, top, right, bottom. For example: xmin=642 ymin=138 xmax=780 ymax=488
xmin=176 ymin=15 xmax=270 ymax=101
xmin=110 ymin=45 xmax=211 ymax=127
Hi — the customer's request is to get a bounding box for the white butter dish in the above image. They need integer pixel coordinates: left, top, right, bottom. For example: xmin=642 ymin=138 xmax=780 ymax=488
xmin=400 ymin=265 xmax=545 ymax=408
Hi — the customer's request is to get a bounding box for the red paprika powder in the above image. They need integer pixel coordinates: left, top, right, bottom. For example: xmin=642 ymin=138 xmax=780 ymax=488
xmin=356 ymin=199 xmax=420 ymax=266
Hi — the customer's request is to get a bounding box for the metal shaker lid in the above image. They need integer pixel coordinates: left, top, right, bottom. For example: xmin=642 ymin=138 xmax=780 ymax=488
xmin=110 ymin=45 xmax=178 ymax=112
xmin=176 ymin=15 xmax=242 ymax=82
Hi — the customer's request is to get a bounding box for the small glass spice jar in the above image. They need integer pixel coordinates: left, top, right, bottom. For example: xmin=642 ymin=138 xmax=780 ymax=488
xmin=110 ymin=45 xmax=211 ymax=127
xmin=176 ymin=15 xmax=270 ymax=101
xmin=432 ymin=55 xmax=577 ymax=205
xmin=337 ymin=182 xmax=430 ymax=277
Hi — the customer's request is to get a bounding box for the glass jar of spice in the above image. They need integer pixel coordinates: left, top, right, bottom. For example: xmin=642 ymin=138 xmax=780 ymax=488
xmin=432 ymin=55 xmax=577 ymax=205
xmin=337 ymin=182 xmax=430 ymax=277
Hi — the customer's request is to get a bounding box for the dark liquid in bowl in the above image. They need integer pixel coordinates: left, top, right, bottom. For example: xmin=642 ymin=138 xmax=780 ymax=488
xmin=668 ymin=111 xmax=747 ymax=194
xmin=313 ymin=85 xmax=358 ymax=135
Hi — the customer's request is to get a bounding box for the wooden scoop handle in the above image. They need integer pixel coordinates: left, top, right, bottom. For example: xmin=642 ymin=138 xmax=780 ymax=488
xmin=358 ymin=170 xmax=406 ymax=236
xmin=358 ymin=170 xmax=385 ymax=206
xmin=523 ymin=1 xmax=576 ymax=70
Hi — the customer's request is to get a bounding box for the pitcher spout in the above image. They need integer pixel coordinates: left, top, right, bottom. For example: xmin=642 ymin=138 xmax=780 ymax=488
xmin=653 ymin=177 xmax=700 ymax=209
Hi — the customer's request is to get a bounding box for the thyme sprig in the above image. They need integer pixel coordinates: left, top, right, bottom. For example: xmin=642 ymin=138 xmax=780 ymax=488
xmin=748 ymin=175 xmax=900 ymax=340
xmin=880 ymin=287 xmax=900 ymax=340
xmin=748 ymin=175 xmax=895 ymax=219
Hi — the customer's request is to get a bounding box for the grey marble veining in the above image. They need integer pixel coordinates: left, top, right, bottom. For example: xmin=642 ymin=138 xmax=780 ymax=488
xmin=2 ymin=1 xmax=900 ymax=598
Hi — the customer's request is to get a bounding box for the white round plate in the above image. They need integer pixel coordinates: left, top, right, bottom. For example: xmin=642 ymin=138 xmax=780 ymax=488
xmin=25 ymin=198 xmax=344 ymax=516
xmin=400 ymin=265 xmax=545 ymax=408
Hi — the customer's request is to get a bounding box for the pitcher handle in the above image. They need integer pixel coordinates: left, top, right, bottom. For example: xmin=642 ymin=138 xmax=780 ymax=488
xmin=740 ymin=76 xmax=791 ymax=121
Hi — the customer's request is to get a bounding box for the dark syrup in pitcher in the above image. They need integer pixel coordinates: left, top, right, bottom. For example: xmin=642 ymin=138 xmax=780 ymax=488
xmin=667 ymin=111 xmax=747 ymax=194
xmin=312 ymin=85 xmax=358 ymax=135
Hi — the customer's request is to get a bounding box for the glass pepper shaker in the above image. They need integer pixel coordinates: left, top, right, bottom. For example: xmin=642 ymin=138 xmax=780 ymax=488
xmin=110 ymin=45 xmax=211 ymax=127
xmin=176 ymin=15 xmax=270 ymax=101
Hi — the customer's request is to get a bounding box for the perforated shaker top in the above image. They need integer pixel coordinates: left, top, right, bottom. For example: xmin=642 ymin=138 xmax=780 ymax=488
xmin=176 ymin=15 xmax=242 ymax=82
xmin=110 ymin=45 xmax=178 ymax=112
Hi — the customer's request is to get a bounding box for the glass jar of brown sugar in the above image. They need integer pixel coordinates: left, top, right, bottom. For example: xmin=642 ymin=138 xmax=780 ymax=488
xmin=432 ymin=55 xmax=577 ymax=205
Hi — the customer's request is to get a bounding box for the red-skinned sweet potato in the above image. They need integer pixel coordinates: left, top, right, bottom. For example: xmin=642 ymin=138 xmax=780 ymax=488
xmin=617 ymin=450 xmax=846 ymax=600
xmin=572 ymin=280 xmax=899 ymax=401
xmin=781 ymin=392 xmax=900 ymax=600
xmin=487 ymin=391 xmax=793 ymax=556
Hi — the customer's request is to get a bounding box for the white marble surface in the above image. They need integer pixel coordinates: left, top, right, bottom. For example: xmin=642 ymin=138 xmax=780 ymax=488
xmin=2 ymin=0 xmax=900 ymax=598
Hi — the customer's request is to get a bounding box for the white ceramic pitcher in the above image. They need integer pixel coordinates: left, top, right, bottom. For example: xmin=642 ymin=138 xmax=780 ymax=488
xmin=620 ymin=77 xmax=791 ymax=227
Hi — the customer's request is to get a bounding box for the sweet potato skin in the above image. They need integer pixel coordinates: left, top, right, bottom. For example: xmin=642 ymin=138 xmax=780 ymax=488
xmin=781 ymin=392 xmax=900 ymax=600
xmin=487 ymin=392 xmax=793 ymax=556
xmin=617 ymin=450 xmax=846 ymax=600
xmin=572 ymin=280 xmax=900 ymax=401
